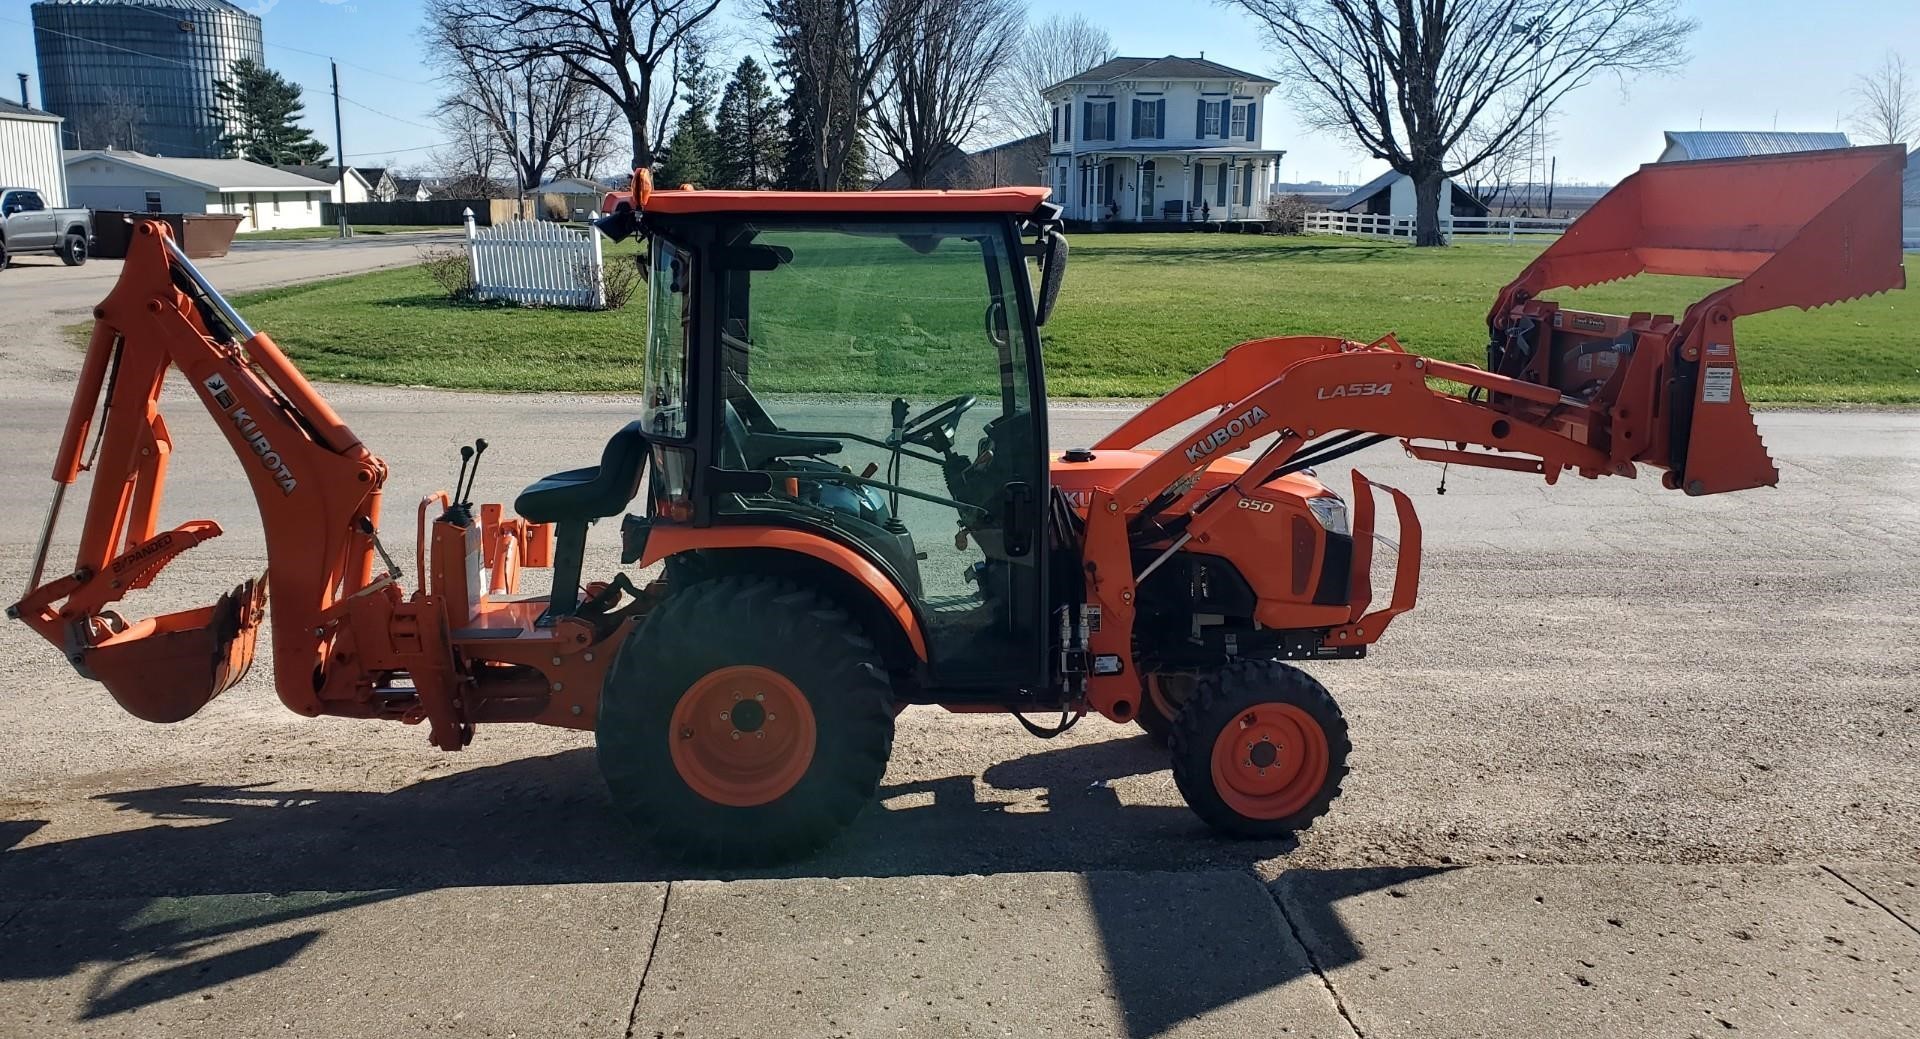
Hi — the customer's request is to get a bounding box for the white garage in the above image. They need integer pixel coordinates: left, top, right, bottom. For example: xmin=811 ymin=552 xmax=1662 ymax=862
xmin=0 ymin=98 xmax=68 ymax=207
xmin=64 ymin=151 xmax=332 ymax=231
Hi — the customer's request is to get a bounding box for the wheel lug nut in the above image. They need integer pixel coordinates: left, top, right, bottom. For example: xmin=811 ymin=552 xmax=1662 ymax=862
xmin=730 ymin=731 xmax=741 ymax=740
xmin=755 ymin=731 xmax=765 ymax=739
xmin=720 ymin=711 xmax=729 ymax=721
xmin=755 ymin=692 xmax=765 ymax=702
xmin=679 ymin=727 xmax=693 ymax=739
xmin=733 ymin=691 xmax=742 ymax=701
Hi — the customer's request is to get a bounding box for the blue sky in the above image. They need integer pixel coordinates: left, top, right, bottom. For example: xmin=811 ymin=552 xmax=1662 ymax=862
xmin=2 ymin=0 xmax=1914 ymax=182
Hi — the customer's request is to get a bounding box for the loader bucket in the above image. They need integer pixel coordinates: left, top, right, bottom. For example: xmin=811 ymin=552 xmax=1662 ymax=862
xmin=81 ymin=577 xmax=266 ymax=723
xmin=1496 ymin=143 xmax=1909 ymax=319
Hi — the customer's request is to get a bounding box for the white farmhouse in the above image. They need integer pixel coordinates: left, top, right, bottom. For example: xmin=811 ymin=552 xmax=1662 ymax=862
xmin=1042 ymin=55 xmax=1285 ymax=223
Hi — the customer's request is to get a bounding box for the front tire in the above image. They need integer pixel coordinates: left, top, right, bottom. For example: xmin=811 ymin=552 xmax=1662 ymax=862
xmin=1170 ymin=660 xmax=1349 ymax=838
xmin=597 ymin=575 xmax=895 ymax=866
xmin=59 ymin=233 xmax=87 ymax=266
xmin=1135 ymin=670 xmax=1198 ymax=744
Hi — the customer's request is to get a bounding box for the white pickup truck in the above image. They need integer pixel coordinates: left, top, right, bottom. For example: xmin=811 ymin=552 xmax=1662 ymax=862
xmin=0 ymin=187 xmax=92 ymax=269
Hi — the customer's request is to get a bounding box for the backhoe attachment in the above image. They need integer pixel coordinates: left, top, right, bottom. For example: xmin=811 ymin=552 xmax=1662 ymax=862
xmin=10 ymin=221 xmax=386 ymax=724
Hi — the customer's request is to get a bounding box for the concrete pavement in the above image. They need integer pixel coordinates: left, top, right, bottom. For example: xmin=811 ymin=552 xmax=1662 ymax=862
xmin=0 ymin=866 xmax=1913 ymax=1037
xmin=0 ymin=231 xmax=1916 ymax=1037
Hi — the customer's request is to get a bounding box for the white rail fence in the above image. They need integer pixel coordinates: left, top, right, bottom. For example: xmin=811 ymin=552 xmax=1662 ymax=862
xmin=1305 ymin=210 xmax=1573 ymax=243
xmin=463 ymin=211 xmax=606 ymax=308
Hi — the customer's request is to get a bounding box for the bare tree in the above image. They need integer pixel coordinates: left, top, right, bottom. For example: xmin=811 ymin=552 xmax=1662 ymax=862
xmin=998 ymin=14 xmax=1112 ymax=141
xmin=766 ymin=0 xmax=925 ymax=189
xmin=427 ymin=0 xmax=603 ymax=191
xmin=556 ymin=90 xmax=623 ymax=178
xmin=1229 ymin=0 xmax=1693 ymax=245
xmin=435 ymin=0 xmax=724 ymax=171
xmin=869 ymin=0 xmax=1023 ymax=187
xmin=1850 ymin=51 xmax=1916 ymax=147
xmin=73 ymin=90 xmax=147 ymax=151
xmin=428 ymin=102 xmax=509 ymax=197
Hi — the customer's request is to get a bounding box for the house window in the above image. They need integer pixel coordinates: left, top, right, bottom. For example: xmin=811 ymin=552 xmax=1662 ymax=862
xmin=273 ymin=194 xmax=281 ymax=214
xmin=1203 ymin=103 xmax=1222 ymax=137
xmin=1231 ymin=105 xmax=1248 ymax=139
xmin=1138 ymin=103 xmax=1158 ymax=139
xmin=1086 ymin=103 xmax=1111 ymax=141
xmin=144 ymin=191 xmax=162 ymax=214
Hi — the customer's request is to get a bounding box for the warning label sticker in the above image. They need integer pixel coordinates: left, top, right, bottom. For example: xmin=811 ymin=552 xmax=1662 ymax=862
xmin=1702 ymin=365 xmax=1734 ymax=404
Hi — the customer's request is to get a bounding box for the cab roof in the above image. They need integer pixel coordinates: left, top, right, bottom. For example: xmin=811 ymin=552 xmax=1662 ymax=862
xmin=617 ymin=185 xmax=1053 ymax=217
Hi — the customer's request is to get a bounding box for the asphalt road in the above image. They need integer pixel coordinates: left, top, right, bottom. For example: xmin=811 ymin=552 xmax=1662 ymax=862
xmin=0 ymin=237 xmax=1914 ymax=1036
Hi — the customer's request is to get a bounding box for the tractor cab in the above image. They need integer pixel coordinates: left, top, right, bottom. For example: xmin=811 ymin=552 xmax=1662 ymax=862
xmin=583 ymin=178 xmax=1070 ymax=693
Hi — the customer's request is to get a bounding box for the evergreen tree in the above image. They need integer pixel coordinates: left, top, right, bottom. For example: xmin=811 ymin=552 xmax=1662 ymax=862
xmin=766 ymin=0 xmax=872 ymax=190
xmin=656 ymin=34 xmax=721 ymax=188
xmin=215 ymin=59 xmax=328 ymax=165
xmin=712 ymin=58 xmax=783 ymax=190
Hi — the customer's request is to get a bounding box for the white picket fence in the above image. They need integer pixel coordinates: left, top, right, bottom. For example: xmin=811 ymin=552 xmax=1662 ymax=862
xmin=463 ymin=212 xmax=606 ymax=308
xmin=1305 ymin=210 xmax=1572 ymax=243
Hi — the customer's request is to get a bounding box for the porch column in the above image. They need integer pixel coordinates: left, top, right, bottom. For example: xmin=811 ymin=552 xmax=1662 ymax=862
xmin=1181 ymin=159 xmax=1193 ymax=223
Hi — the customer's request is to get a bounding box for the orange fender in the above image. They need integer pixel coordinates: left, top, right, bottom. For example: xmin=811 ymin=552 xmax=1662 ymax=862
xmin=638 ymin=525 xmax=929 ymax=661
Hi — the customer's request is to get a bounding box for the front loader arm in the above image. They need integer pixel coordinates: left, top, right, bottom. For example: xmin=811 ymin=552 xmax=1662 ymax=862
xmin=1075 ymin=145 xmax=1909 ymax=722
xmin=12 ymin=221 xmax=390 ymax=724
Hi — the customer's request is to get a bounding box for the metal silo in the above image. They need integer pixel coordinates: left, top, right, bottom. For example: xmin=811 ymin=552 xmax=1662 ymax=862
xmin=32 ymin=0 xmax=266 ymax=159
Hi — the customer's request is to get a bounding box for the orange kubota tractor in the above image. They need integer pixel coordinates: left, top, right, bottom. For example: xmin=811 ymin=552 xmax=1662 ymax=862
xmin=12 ymin=146 xmax=1907 ymax=864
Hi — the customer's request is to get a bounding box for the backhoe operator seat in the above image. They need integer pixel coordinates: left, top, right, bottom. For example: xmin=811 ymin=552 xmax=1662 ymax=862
xmin=515 ymin=420 xmax=648 ymax=624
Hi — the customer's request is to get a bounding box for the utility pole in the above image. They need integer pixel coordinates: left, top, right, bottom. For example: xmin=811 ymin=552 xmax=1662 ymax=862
xmin=331 ymin=60 xmax=350 ymax=239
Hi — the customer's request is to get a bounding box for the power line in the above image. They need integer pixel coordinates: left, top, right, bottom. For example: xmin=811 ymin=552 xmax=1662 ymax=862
xmin=265 ymin=40 xmax=437 ymax=88
xmin=10 ymin=15 xmax=436 ymax=137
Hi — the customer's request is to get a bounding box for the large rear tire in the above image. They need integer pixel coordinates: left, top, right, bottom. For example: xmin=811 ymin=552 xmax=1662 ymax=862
xmin=1169 ymin=660 xmax=1349 ymax=838
xmin=597 ymin=575 xmax=895 ymax=866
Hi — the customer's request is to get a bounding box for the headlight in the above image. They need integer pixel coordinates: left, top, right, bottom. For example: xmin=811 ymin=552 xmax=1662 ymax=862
xmin=1306 ymin=495 xmax=1348 ymax=535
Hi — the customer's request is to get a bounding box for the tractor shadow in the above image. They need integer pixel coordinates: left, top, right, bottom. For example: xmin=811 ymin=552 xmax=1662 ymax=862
xmin=0 ymin=742 xmax=1437 ymax=1036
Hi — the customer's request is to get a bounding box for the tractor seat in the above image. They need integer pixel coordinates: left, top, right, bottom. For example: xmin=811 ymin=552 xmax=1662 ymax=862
xmin=515 ymin=421 xmax=648 ymax=524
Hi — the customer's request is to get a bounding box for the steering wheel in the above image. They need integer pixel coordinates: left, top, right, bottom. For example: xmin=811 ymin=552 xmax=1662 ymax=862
xmin=898 ymin=394 xmax=976 ymax=451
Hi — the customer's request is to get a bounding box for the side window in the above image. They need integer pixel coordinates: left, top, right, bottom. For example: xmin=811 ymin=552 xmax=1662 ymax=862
xmin=15 ymin=191 xmax=45 ymax=213
xmin=1231 ymin=104 xmax=1248 ymax=138
xmin=643 ymin=240 xmax=691 ymax=439
xmin=1203 ymin=103 xmax=1223 ymax=137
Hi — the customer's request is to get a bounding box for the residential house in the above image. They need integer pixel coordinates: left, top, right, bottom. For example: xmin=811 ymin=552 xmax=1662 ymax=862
xmin=392 ymin=176 xmax=431 ymax=202
xmin=66 ymin=151 xmax=332 ymax=230
xmin=1326 ymin=170 xmax=1489 ymax=221
xmin=876 ymin=134 xmax=1049 ymax=190
xmin=353 ymin=167 xmax=398 ymax=202
xmin=1656 ymin=130 xmax=1851 ymax=163
xmin=1042 ymin=55 xmax=1285 ymax=222
xmin=274 ymin=164 xmax=375 ymax=204
xmin=0 ymin=98 xmax=68 ymax=206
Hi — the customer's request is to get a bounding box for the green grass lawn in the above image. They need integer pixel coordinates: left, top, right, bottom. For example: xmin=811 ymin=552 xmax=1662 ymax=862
xmin=234 ymin=224 xmax=462 ymax=241
xmin=227 ymin=233 xmax=1919 ymax=403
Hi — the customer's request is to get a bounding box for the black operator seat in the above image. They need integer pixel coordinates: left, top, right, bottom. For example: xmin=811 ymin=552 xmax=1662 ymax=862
xmin=515 ymin=421 xmax=649 ymax=524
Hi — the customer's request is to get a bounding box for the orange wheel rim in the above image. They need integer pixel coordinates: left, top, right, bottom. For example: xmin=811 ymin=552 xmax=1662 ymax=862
xmin=1209 ymin=702 xmax=1329 ymax=821
xmin=1146 ymin=673 xmax=1194 ymax=718
xmin=668 ymin=665 xmax=817 ymax=807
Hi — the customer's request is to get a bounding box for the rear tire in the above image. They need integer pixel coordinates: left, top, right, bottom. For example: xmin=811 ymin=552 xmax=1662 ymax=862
xmin=1169 ymin=660 xmax=1349 ymax=838
xmin=597 ymin=575 xmax=895 ymax=866
xmin=59 ymin=233 xmax=87 ymax=266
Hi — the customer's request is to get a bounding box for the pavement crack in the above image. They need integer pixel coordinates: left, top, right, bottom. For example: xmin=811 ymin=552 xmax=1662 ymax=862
xmin=624 ymin=881 xmax=673 ymax=1039
xmin=1822 ymin=865 xmax=1920 ymax=939
xmin=1268 ymin=881 xmax=1366 ymax=1039
xmin=0 ymin=903 xmax=27 ymax=935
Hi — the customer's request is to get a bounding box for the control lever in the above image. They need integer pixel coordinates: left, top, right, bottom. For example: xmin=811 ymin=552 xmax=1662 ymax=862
xmin=442 ymin=437 xmax=488 ymax=527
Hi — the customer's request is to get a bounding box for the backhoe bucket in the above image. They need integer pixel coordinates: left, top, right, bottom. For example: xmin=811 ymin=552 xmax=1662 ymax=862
xmin=81 ymin=577 xmax=266 ymax=723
